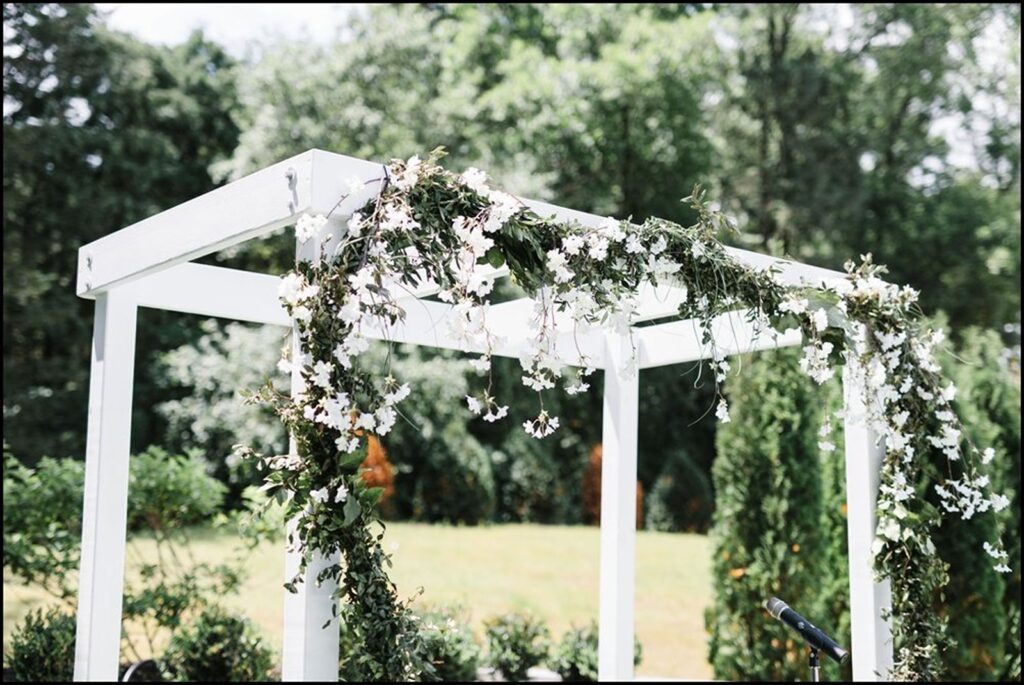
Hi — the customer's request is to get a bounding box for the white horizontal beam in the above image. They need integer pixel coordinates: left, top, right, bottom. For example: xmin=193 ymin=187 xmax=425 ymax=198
xmin=127 ymin=263 xmax=290 ymax=327
xmin=77 ymin=150 xmax=383 ymax=298
xmin=368 ymin=298 xmax=606 ymax=369
xmin=635 ymin=310 xmax=802 ymax=368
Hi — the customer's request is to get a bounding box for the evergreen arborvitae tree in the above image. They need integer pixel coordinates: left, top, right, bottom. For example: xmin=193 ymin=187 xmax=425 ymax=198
xmin=706 ymin=348 xmax=828 ymax=681
xmin=813 ymin=380 xmax=853 ymax=681
xmin=941 ymin=328 xmax=1019 ymax=680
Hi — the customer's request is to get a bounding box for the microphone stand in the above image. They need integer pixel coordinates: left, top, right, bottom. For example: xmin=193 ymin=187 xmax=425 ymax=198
xmin=809 ymin=647 xmax=821 ymax=682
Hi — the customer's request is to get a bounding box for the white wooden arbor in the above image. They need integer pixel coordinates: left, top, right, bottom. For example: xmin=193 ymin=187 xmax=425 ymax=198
xmin=73 ymin=149 xmax=895 ymax=682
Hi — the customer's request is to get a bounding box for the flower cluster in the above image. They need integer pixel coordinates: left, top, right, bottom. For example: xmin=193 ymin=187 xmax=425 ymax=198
xmin=249 ymin=151 xmax=1012 ymax=682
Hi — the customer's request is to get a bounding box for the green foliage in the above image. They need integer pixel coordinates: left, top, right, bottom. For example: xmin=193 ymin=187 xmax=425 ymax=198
xmin=5 ymin=606 xmax=77 ymax=682
xmin=483 ymin=612 xmax=551 ymax=682
xmin=412 ymin=422 xmax=496 ymax=525
xmin=813 ymin=382 xmax=852 ymax=682
xmin=550 ymin=622 xmax=641 ymax=682
xmin=3 ymin=3 xmax=241 ymax=463
xmin=491 ymin=427 xmax=567 ymax=523
xmin=158 ymin=321 xmax=289 ymax=505
xmin=161 ymin=606 xmax=274 ymax=682
xmin=416 ymin=606 xmax=482 ymax=683
xmin=646 ymin=448 xmax=713 ymax=533
xmin=3 ymin=448 xmax=85 ymax=598
xmin=706 ymin=348 xmax=826 ymax=681
xmin=127 ymin=446 xmax=227 ymax=532
xmin=940 ymin=328 xmax=1020 ymax=680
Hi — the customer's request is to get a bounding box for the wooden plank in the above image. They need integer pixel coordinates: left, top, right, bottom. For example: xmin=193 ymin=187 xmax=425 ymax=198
xmin=635 ymin=310 xmax=802 ymax=369
xmin=74 ymin=292 xmax=138 ymax=681
xmin=843 ymin=364 xmax=895 ymax=680
xmin=76 ymin=150 xmax=385 ymax=298
xmin=128 ymin=263 xmax=290 ymax=327
xmin=282 ymin=218 xmax=341 ymax=682
xmin=597 ymin=334 xmax=639 ymax=681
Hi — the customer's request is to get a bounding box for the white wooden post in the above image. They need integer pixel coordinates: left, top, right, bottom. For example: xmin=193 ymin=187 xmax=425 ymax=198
xmin=598 ymin=334 xmax=639 ymax=681
xmin=74 ymin=291 xmax=138 ymax=681
xmin=843 ymin=363 xmax=895 ymax=681
xmin=281 ymin=220 xmax=341 ymax=682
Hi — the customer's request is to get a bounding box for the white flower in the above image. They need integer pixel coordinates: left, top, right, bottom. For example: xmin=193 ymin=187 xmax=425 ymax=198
xmin=392 ymin=155 xmax=422 ymax=191
xmin=587 ymin=235 xmax=610 ymax=261
xmin=310 ymin=487 xmax=330 ymax=504
xmin=279 ymin=273 xmax=318 ymax=306
xmin=375 ymin=406 xmax=397 ymax=434
xmin=349 ymin=266 xmax=375 ymax=292
xmin=818 ymin=441 xmax=836 ymax=453
xmin=810 ymin=308 xmax=829 ymax=333
xmin=991 ymin=493 xmax=1011 ymax=512
xmin=336 ymin=435 xmax=361 ymax=453
xmin=346 ymin=176 xmax=366 ymax=195
xmin=277 ymin=357 xmax=292 ymax=375
xmin=778 ymin=298 xmax=809 ymax=315
xmin=562 ymin=234 xmax=586 ymax=255
xmin=460 ymin=167 xmax=490 ymax=196
xmin=383 ymin=382 xmax=411 ymax=406
xmin=295 ymin=213 xmax=328 ymax=243
xmin=981 ymin=447 xmax=995 ymax=464
xmin=334 ymin=484 xmax=349 ymax=503
xmin=598 ymin=217 xmax=626 ymax=242
xmin=347 ymin=212 xmax=365 ymax=238
xmin=624 ymin=234 xmax=645 ymax=255
xmin=691 ymin=239 xmax=706 ymax=260
xmin=715 ymin=399 xmax=731 ymax=423
xmin=466 ymin=396 xmax=482 ymax=415
xmin=483 ymin=405 xmax=508 ymax=423
xmin=995 ymin=564 xmax=1012 ymax=574
xmin=311 ymin=360 xmax=333 ymax=388
xmin=354 ymin=412 xmax=377 ymax=431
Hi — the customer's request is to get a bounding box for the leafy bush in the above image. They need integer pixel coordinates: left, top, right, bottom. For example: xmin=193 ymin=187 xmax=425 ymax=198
xmin=551 ymin=622 xmax=641 ymax=682
xmin=417 ymin=607 xmax=481 ymax=682
xmin=938 ymin=327 xmax=1019 ymax=680
xmin=128 ymin=446 xmax=227 ymax=532
xmin=158 ymin=320 xmax=288 ymax=504
xmin=705 ymin=348 xmax=827 ymax=681
xmin=161 ymin=606 xmax=274 ymax=682
xmin=491 ymin=429 xmax=567 ymax=523
xmin=3 ymin=449 xmax=85 ymax=598
xmin=5 ymin=606 xmax=77 ymax=682
xmin=412 ymin=423 xmax=495 ymax=525
xmin=646 ymin=448 xmax=713 ymax=533
xmin=484 ymin=611 xmax=550 ymax=681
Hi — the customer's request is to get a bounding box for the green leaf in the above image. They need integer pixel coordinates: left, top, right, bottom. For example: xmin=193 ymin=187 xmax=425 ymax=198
xmin=342 ymin=497 xmax=362 ymax=527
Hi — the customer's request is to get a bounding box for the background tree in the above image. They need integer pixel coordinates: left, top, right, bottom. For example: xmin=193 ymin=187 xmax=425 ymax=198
xmin=3 ymin=3 xmax=240 ymax=462
xmin=705 ymin=348 xmax=827 ymax=681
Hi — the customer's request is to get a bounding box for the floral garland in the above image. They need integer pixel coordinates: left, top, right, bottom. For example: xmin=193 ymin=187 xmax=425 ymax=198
xmin=243 ymin=150 xmax=1011 ymax=681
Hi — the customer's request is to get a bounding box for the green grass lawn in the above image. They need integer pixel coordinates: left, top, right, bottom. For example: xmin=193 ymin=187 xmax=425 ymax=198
xmin=4 ymin=523 xmax=713 ymax=679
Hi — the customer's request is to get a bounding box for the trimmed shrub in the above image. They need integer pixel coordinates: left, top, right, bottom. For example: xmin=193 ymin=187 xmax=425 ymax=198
xmin=417 ymin=607 xmax=481 ymax=682
xmin=646 ymin=448 xmax=713 ymax=533
xmin=580 ymin=444 xmax=643 ymax=527
xmin=161 ymin=606 xmax=274 ymax=682
xmin=3 ymin=450 xmax=85 ymax=598
xmin=484 ymin=611 xmax=550 ymax=681
xmin=361 ymin=436 xmax=396 ymax=517
xmin=128 ymin=446 xmax=226 ymax=532
xmin=412 ymin=423 xmax=495 ymax=525
xmin=938 ymin=328 xmax=1019 ymax=680
xmin=551 ymin=622 xmax=641 ymax=682
xmin=491 ymin=429 xmax=567 ymax=523
xmin=705 ymin=348 xmax=827 ymax=681
xmin=5 ymin=606 xmax=77 ymax=682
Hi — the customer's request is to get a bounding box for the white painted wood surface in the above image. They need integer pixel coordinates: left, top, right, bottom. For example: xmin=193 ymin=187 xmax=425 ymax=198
xmin=598 ymin=334 xmax=640 ymax=682
xmin=843 ymin=363 xmax=895 ymax=681
xmin=73 ymin=292 xmax=138 ymax=681
xmin=281 ymin=220 xmax=342 ymax=682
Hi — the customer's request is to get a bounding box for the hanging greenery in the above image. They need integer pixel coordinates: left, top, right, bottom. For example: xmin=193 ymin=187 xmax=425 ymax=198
xmin=240 ymin=149 xmax=1012 ymax=681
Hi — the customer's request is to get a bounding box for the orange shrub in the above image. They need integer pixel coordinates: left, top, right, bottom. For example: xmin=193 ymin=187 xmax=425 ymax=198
xmin=581 ymin=444 xmax=644 ymax=527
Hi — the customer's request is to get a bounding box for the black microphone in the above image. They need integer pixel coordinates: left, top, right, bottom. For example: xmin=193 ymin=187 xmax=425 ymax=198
xmin=764 ymin=597 xmax=850 ymax=665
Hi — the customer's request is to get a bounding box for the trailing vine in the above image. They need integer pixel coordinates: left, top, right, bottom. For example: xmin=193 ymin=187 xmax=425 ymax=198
xmin=241 ymin=149 xmax=1011 ymax=681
